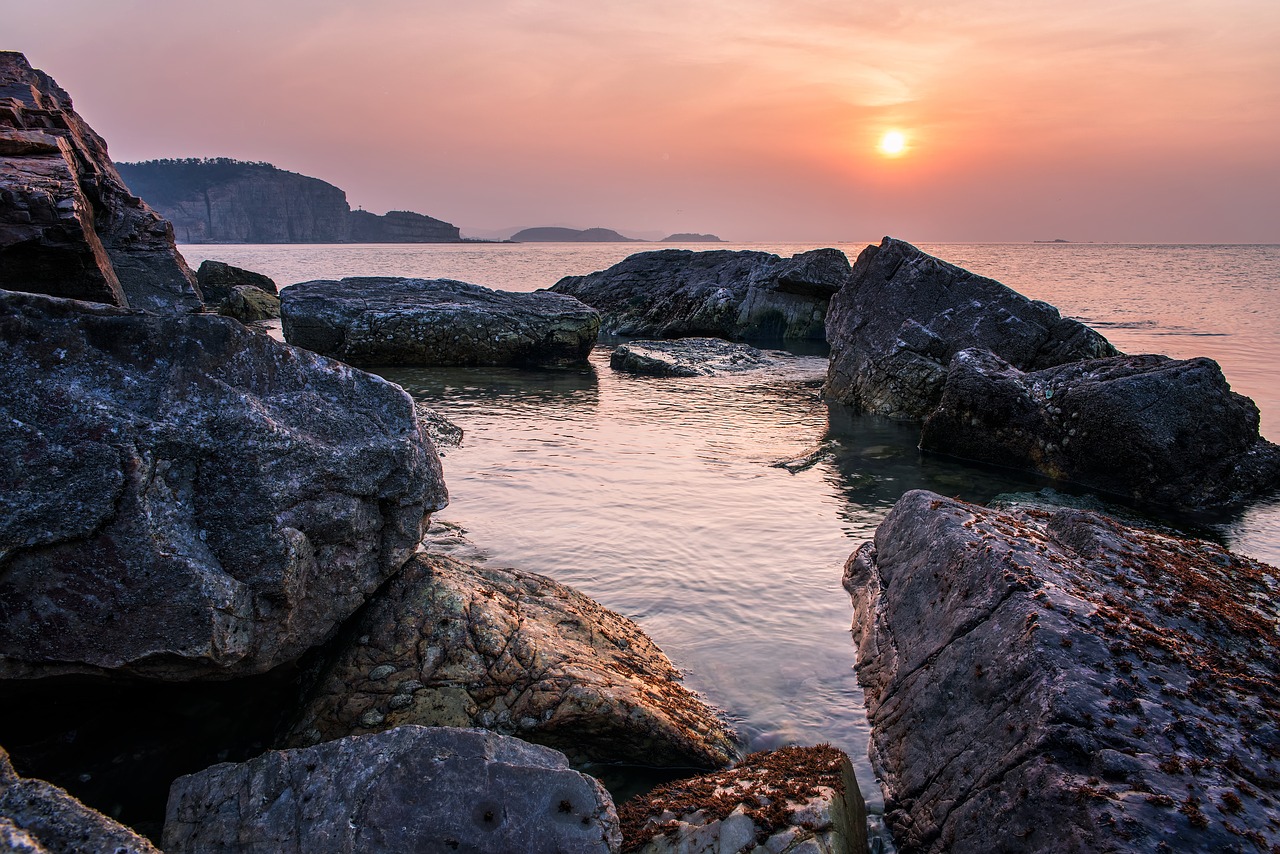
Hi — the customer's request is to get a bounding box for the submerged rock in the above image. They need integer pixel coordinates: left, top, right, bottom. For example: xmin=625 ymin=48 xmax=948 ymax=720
xmin=620 ymin=745 xmax=867 ymax=854
xmin=920 ymin=349 xmax=1280 ymax=512
xmin=610 ymin=338 xmax=779 ymax=377
xmin=163 ymin=726 xmax=620 ymax=854
xmin=824 ymin=237 xmax=1116 ymax=418
xmin=0 ymin=746 xmax=159 ymax=854
xmin=550 ymin=248 xmax=850 ymax=340
xmin=845 ymin=489 xmax=1280 ymax=853
xmin=281 ymin=277 xmax=600 ymax=367
xmin=287 ymin=554 xmax=739 ymax=770
xmin=0 ymin=52 xmax=201 ymax=312
xmin=0 ymin=289 xmax=446 ymax=680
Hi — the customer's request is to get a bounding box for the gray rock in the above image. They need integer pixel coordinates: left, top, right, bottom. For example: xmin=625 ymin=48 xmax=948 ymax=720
xmin=845 ymin=489 xmax=1280 ymax=853
xmin=0 ymin=747 xmax=158 ymax=854
xmin=163 ymin=726 xmax=620 ymax=854
xmin=824 ymin=237 xmax=1116 ymax=418
xmin=221 ymin=285 xmax=281 ymax=322
xmin=194 ymin=260 xmax=278 ymax=303
xmin=920 ymin=349 xmax=1280 ymax=512
xmin=0 ymin=52 xmax=202 ymax=313
xmin=610 ymin=337 xmax=780 ymax=377
xmin=0 ymin=289 xmax=446 ymax=680
xmin=550 ymin=248 xmax=851 ymax=340
xmin=281 ymin=277 xmax=600 ymax=367
xmin=287 ymin=554 xmax=739 ymax=770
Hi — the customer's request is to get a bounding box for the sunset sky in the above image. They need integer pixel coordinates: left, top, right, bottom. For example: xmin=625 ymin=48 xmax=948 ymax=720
xmin=8 ymin=0 xmax=1279 ymax=242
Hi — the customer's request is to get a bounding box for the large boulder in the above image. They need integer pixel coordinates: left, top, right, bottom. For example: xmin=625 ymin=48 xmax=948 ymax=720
xmin=163 ymin=726 xmax=621 ymax=853
xmin=0 ymin=289 xmax=446 ymax=680
xmin=845 ymin=490 xmax=1280 ymax=853
xmin=824 ymin=237 xmax=1116 ymax=418
xmin=287 ymin=554 xmax=739 ymax=770
xmin=281 ymin=277 xmax=600 ymax=367
xmin=549 ymin=248 xmax=850 ymax=340
xmin=0 ymin=746 xmax=158 ymax=854
xmin=194 ymin=260 xmax=278 ymax=303
xmin=0 ymin=52 xmax=202 ymax=313
xmin=920 ymin=349 xmax=1280 ymax=512
xmin=610 ymin=338 xmax=779 ymax=377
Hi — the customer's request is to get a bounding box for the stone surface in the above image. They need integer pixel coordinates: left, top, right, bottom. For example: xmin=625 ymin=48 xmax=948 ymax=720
xmin=620 ymin=745 xmax=866 ymax=854
xmin=0 ymin=289 xmax=446 ymax=680
xmin=0 ymin=746 xmax=158 ymax=854
xmin=0 ymin=52 xmax=201 ymax=312
xmin=194 ymin=259 xmax=278 ymax=303
xmin=845 ymin=489 xmax=1280 ymax=853
xmin=220 ymin=284 xmax=281 ymax=322
xmin=287 ymin=554 xmax=739 ymax=770
xmin=824 ymin=237 xmax=1117 ymax=418
xmin=163 ymin=726 xmax=621 ymax=854
xmin=281 ymin=276 xmax=600 ymax=367
xmin=920 ymin=349 xmax=1280 ymax=512
xmin=551 ymin=248 xmax=851 ymax=341
xmin=610 ymin=338 xmax=779 ymax=377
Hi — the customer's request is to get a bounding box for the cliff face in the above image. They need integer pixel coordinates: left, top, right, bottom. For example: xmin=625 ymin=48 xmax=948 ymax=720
xmin=116 ymin=159 xmax=460 ymax=244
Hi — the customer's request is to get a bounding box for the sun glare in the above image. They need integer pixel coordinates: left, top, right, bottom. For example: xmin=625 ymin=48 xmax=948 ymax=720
xmin=878 ymin=130 xmax=907 ymax=157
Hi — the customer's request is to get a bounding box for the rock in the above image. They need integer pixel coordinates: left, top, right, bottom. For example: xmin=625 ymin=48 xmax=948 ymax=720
xmin=194 ymin=260 xmax=278 ymax=303
xmin=550 ymin=248 xmax=851 ymax=340
xmin=824 ymin=237 xmax=1117 ymax=418
xmin=348 ymin=208 xmax=460 ymax=243
xmin=920 ymin=348 xmax=1280 ymax=512
xmin=845 ymin=489 xmax=1280 ymax=853
xmin=0 ymin=53 xmax=202 ymax=313
xmin=511 ymin=226 xmax=641 ymax=242
xmin=620 ymin=745 xmax=867 ymax=854
xmin=220 ymin=284 xmax=281 ymax=322
xmin=610 ymin=338 xmax=779 ymax=377
xmin=0 ymin=289 xmax=446 ymax=680
xmin=162 ymin=726 xmax=621 ymax=854
xmin=281 ymin=277 xmax=600 ymax=367
xmin=414 ymin=404 xmax=465 ymax=449
xmin=0 ymin=746 xmax=159 ymax=854
xmin=287 ymin=554 xmax=739 ymax=770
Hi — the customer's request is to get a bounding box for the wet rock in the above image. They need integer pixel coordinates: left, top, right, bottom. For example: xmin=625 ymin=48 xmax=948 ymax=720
xmin=0 ymin=746 xmax=158 ymax=854
xmin=281 ymin=277 xmax=600 ymax=367
xmin=287 ymin=554 xmax=739 ymax=770
xmin=845 ymin=489 xmax=1280 ymax=853
xmin=620 ymin=745 xmax=866 ymax=854
xmin=920 ymin=348 xmax=1280 ymax=512
xmin=550 ymin=248 xmax=850 ymax=340
xmin=824 ymin=237 xmax=1116 ymax=418
xmin=0 ymin=52 xmax=201 ymax=312
xmin=0 ymin=289 xmax=446 ymax=680
xmin=163 ymin=726 xmax=620 ymax=854
xmin=610 ymin=338 xmax=780 ymax=377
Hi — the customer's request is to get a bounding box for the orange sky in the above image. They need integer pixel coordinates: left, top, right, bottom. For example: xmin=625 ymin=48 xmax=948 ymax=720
xmin=8 ymin=0 xmax=1280 ymax=241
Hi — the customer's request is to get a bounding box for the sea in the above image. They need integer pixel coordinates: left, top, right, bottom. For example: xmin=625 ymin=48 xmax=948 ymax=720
xmin=181 ymin=240 xmax=1280 ymax=832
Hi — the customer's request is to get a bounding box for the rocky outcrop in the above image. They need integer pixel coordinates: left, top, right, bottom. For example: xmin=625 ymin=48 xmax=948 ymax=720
xmin=610 ymin=338 xmax=779 ymax=377
xmin=287 ymin=554 xmax=739 ymax=770
xmin=0 ymin=746 xmax=159 ymax=854
xmin=348 ymin=208 xmax=460 ymax=242
xmin=0 ymin=52 xmax=201 ymax=312
xmin=824 ymin=237 xmax=1116 ymax=418
xmin=512 ymin=226 xmax=641 ymax=242
xmin=620 ymin=745 xmax=867 ymax=854
xmin=281 ymin=277 xmax=600 ymax=367
xmin=551 ymin=248 xmax=850 ymax=340
xmin=0 ymin=289 xmax=446 ymax=680
xmin=845 ymin=489 xmax=1280 ymax=853
xmin=195 ymin=260 xmax=280 ymax=322
xmin=920 ymin=349 xmax=1280 ymax=512
xmin=163 ymin=726 xmax=620 ymax=853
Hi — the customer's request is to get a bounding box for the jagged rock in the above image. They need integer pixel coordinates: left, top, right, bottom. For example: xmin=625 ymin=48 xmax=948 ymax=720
xmin=550 ymin=248 xmax=850 ymax=340
xmin=621 ymin=745 xmax=867 ymax=854
xmin=610 ymin=338 xmax=778 ymax=377
xmin=920 ymin=349 xmax=1280 ymax=512
xmin=824 ymin=237 xmax=1116 ymax=418
xmin=0 ymin=52 xmax=201 ymax=312
xmin=0 ymin=289 xmax=446 ymax=680
xmin=194 ymin=260 xmax=277 ymax=303
xmin=414 ymin=404 xmax=464 ymax=449
xmin=845 ymin=489 xmax=1280 ymax=853
xmin=220 ymin=284 xmax=281 ymax=322
xmin=281 ymin=277 xmax=600 ymax=367
xmin=287 ymin=554 xmax=739 ymax=770
xmin=0 ymin=746 xmax=158 ymax=854
xmin=163 ymin=726 xmax=621 ymax=854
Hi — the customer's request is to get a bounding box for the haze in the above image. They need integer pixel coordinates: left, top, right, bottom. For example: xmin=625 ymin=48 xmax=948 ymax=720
xmin=7 ymin=0 xmax=1279 ymax=242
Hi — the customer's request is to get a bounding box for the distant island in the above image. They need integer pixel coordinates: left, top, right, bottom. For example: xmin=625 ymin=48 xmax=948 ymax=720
xmin=115 ymin=158 xmax=461 ymax=244
xmin=510 ymin=226 xmax=644 ymax=243
xmin=661 ymin=233 xmax=723 ymax=243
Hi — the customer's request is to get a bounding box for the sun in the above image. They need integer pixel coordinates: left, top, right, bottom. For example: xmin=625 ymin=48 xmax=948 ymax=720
xmin=878 ymin=130 xmax=907 ymax=157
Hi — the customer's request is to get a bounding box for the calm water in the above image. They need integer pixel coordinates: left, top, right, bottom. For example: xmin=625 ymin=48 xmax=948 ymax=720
xmin=182 ymin=241 xmax=1280 ymax=822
